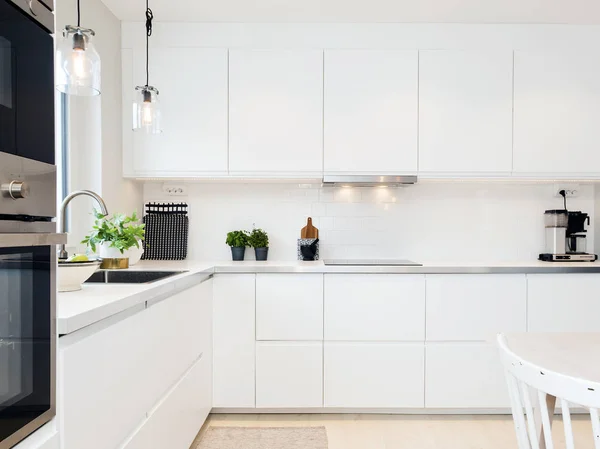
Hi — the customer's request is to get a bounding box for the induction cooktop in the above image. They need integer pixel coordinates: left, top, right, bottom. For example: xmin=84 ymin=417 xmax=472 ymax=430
xmin=323 ymin=259 xmax=422 ymax=266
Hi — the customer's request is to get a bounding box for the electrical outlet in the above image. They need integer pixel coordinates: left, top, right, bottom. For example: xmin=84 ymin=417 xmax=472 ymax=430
xmin=554 ymin=183 xmax=580 ymax=198
xmin=162 ymin=184 xmax=188 ymax=196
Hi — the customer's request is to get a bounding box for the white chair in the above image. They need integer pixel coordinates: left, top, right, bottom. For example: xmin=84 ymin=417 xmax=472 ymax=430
xmin=497 ymin=334 xmax=600 ymax=449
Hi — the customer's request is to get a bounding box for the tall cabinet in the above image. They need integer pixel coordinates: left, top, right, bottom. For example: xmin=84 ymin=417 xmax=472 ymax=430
xmin=323 ymin=50 xmax=418 ymax=175
xmin=228 ymin=49 xmax=324 ymax=176
xmin=513 ymin=50 xmax=600 ymax=175
xmin=122 ymin=48 xmax=228 ymax=177
xmin=418 ymin=50 xmax=514 ymax=175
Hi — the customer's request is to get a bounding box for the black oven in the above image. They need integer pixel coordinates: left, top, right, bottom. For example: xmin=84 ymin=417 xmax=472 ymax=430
xmin=0 ymin=0 xmax=54 ymax=165
xmin=0 ymin=246 xmax=55 ymax=449
xmin=0 ymin=156 xmax=64 ymax=449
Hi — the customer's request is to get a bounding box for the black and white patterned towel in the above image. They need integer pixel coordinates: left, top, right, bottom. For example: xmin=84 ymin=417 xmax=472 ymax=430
xmin=141 ymin=203 xmax=189 ymax=260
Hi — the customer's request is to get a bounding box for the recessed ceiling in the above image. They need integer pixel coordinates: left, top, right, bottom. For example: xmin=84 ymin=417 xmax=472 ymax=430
xmin=101 ymin=0 xmax=600 ymax=24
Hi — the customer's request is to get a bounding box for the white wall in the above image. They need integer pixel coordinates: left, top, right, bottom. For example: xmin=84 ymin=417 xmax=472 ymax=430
xmin=56 ymin=0 xmax=143 ymax=253
xmin=143 ymin=182 xmax=595 ymax=262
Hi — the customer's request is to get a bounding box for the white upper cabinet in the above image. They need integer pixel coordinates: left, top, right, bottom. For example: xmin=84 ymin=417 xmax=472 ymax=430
xmin=229 ymin=49 xmax=324 ymax=176
xmin=513 ymin=50 xmax=600 ymax=176
xmin=123 ymin=47 xmax=228 ymax=177
xmin=324 ymin=50 xmax=418 ymax=174
xmin=418 ymin=50 xmax=514 ymax=175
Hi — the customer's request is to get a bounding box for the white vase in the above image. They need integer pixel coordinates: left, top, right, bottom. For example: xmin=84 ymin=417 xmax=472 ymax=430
xmin=125 ymin=244 xmax=144 ymax=265
xmin=97 ymin=243 xmax=127 ymax=259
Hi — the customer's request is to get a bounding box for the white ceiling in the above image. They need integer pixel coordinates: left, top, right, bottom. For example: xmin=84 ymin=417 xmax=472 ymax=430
xmin=101 ymin=0 xmax=600 ymax=24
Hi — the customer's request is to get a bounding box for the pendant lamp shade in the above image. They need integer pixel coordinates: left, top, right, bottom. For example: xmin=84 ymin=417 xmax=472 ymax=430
xmin=56 ymin=26 xmax=101 ymax=96
xmin=133 ymin=86 xmax=161 ymax=133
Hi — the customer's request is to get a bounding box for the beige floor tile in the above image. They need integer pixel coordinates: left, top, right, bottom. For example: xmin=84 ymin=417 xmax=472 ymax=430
xmin=203 ymin=413 xmax=596 ymax=449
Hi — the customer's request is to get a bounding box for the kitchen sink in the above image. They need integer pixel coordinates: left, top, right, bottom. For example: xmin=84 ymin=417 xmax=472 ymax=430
xmin=85 ymin=270 xmax=188 ymax=284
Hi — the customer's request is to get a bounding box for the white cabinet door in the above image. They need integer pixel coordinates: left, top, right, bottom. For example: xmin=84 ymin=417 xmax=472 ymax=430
xmin=145 ymin=281 xmax=211 ymax=402
xmin=213 ymin=274 xmax=256 ymax=407
xmin=256 ymin=342 xmax=323 ymax=408
xmin=123 ymin=356 xmax=211 ymax=449
xmin=324 ymin=274 xmax=425 ymax=341
xmin=229 ymin=49 xmax=323 ymax=176
xmin=60 ymin=308 xmax=151 ymax=449
xmin=426 ymin=274 xmax=527 ymax=341
xmin=514 ymin=50 xmax=600 ymax=175
xmin=419 ymin=50 xmax=513 ymax=175
xmin=426 ymin=343 xmax=509 ymax=408
xmin=324 ymin=50 xmax=418 ymax=174
xmin=124 ymin=48 xmax=228 ymax=177
xmin=528 ymin=274 xmax=600 ymax=332
xmin=256 ymin=274 xmax=323 ymax=341
xmin=324 ymin=343 xmax=425 ymax=408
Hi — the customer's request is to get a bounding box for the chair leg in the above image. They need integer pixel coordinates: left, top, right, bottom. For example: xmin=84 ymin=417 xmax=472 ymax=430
xmin=535 ymin=392 xmax=556 ymax=449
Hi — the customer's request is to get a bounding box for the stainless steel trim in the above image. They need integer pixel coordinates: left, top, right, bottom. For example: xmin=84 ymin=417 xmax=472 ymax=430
xmin=7 ymin=0 xmax=54 ymax=32
xmin=213 ymin=265 xmax=600 ymax=274
xmin=0 ymin=233 xmax=67 ymax=247
xmin=0 ymin=221 xmax=57 ymax=233
xmin=0 ymin=153 xmax=57 ymax=218
xmin=0 ymin=249 xmax=56 ymax=449
xmin=322 ymin=175 xmax=417 ymax=187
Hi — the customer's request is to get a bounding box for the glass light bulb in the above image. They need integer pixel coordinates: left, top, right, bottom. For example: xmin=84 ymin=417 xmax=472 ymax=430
xmin=70 ymin=48 xmax=87 ymax=80
xmin=141 ymin=101 xmax=154 ymax=126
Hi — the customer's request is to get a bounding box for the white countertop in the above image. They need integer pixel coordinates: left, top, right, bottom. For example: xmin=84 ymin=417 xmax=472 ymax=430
xmin=58 ymin=259 xmax=600 ymax=336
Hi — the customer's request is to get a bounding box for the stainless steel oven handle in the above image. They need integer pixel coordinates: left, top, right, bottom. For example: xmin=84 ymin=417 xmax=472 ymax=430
xmin=28 ymin=0 xmax=36 ymax=15
xmin=0 ymin=233 xmax=67 ymax=248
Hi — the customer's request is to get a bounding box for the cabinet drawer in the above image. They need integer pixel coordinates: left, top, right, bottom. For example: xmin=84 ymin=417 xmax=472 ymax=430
xmin=256 ymin=342 xmax=323 ymax=408
xmin=146 ymin=281 xmax=211 ymax=401
xmin=425 ymin=343 xmax=509 ymax=408
xmin=324 ymin=342 xmax=424 ymax=408
xmin=124 ymin=355 xmax=211 ymax=449
xmin=256 ymin=274 xmax=323 ymax=341
xmin=528 ymin=274 xmax=600 ymax=332
xmin=426 ymin=275 xmax=526 ymax=341
xmin=60 ymin=309 xmax=151 ymax=449
xmin=324 ymin=274 xmax=425 ymax=341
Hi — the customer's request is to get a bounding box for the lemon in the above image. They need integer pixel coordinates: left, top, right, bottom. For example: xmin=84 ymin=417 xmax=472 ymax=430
xmin=68 ymin=254 xmax=89 ymax=262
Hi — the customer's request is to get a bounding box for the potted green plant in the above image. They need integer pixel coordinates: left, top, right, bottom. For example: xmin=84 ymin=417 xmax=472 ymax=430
xmin=248 ymin=228 xmax=269 ymax=261
xmin=82 ymin=211 xmax=146 ymax=269
xmin=226 ymin=230 xmax=249 ymax=261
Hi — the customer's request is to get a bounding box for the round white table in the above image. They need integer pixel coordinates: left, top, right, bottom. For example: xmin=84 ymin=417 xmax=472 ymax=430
xmin=505 ymin=332 xmax=600 ymax=449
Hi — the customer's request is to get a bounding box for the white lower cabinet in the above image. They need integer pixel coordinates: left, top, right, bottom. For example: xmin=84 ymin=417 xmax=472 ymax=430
xmin=324 ymin=274 xmax=425 ymax=341
xmin=256 ymin=342 xmax=323 ymax=408
xmin=324 ymin=343 xmax=425 ymax=408
xmin=256 ymin=274 xmax=323 ymax=341
xmin=213 ymin=274 xmax=256 ymax=408
xmin=425 ymin=343 xmax=509 ymax=409
xmin=426 ymin=274 xmax=527 ymax=341
xmin=60 ymin=307 xmax=151 ymax=449
xmin=123 ymin=355 xmax=211 ymax=449
xmin=528 ymin=274 xmax=600 ymax=332
xmin=59 ymin=280 xmax=212 ymax=449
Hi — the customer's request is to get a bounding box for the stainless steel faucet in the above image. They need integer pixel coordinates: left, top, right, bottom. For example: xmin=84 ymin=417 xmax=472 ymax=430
xmin=58 ymin=190 xmax=108 ymax=260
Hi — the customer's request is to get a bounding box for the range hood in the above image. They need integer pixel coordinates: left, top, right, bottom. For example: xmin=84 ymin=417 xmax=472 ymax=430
xmin=322 ymin=175 xmax=417 ymax=187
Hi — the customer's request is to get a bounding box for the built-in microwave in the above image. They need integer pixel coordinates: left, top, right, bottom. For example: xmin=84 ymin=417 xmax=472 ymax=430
xmin=0 ymin=1 xmax=64 ymax=448
xmin=0 ymin=0 xmax=55 ymax=165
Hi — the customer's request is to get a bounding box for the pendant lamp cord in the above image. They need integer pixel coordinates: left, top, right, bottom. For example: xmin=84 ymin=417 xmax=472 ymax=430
xmin=145 ymin=0 xmax=153 ymax=87
xmin=77 ymin=0 xmax=81 ymax=27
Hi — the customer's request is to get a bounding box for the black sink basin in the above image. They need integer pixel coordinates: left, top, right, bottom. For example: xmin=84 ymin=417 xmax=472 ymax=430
xmin=85 ymin=270 xmax=188 ymax=284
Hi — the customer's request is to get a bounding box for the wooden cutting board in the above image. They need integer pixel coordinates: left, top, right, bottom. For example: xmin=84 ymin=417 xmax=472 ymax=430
xmin=301 ymin=217 xmax=319 ymax=239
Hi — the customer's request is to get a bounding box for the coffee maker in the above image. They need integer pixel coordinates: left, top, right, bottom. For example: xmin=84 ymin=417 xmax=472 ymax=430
xmin=539 ymin=209 xmax=597 ymax=262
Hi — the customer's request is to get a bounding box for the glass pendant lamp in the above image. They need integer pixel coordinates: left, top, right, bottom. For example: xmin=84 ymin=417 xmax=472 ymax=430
xmin=56 ymin=0 xmax=101 ymax=96
xmin=133 ymin=1 xmax=162 ymax=133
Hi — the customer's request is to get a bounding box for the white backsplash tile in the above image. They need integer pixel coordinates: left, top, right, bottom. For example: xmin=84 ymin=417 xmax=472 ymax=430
xmin=143 ymin=182 xmax=596 ymax=263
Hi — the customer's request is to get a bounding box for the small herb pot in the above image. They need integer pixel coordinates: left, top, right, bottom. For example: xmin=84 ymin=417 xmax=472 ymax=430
xmin=254 ymin=247 xmax=269 ymax=261
xmin=231 ymin=246 xmax=246 ymax=261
